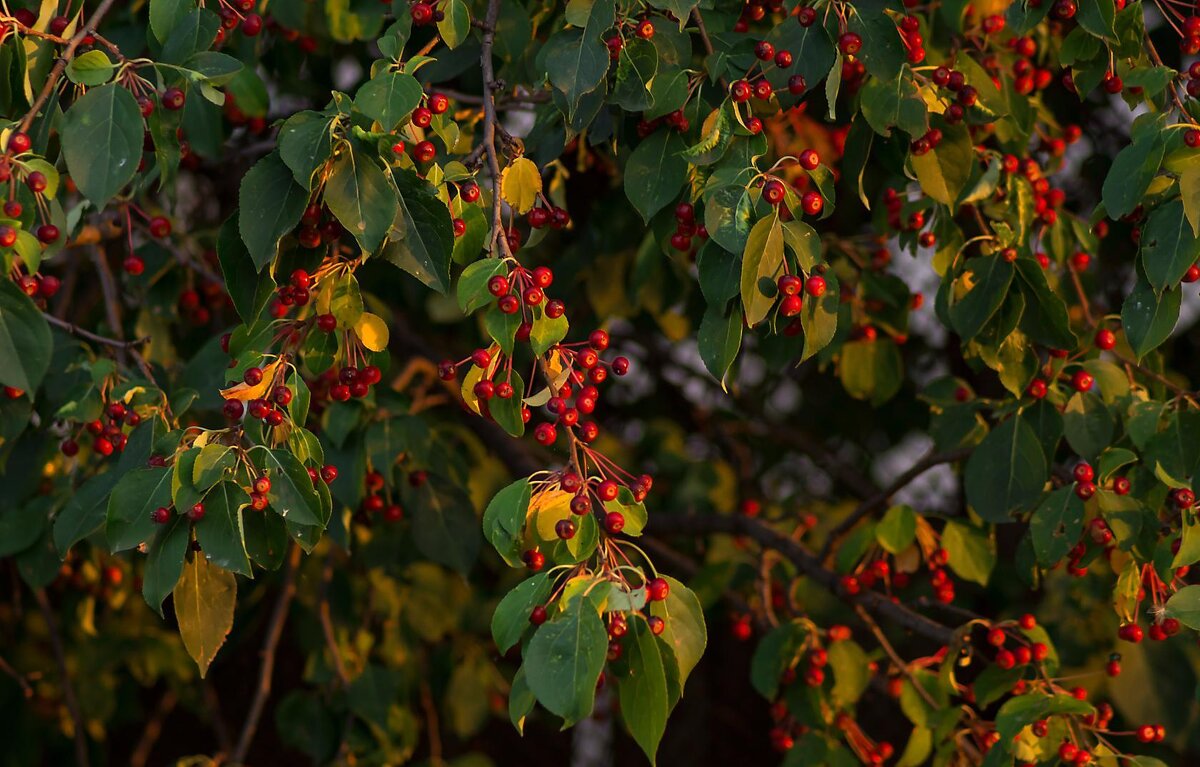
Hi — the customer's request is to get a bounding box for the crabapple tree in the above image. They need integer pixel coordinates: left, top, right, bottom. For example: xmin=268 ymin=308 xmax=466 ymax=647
xmin=2 ymin=0 xmax=1200 ymax=765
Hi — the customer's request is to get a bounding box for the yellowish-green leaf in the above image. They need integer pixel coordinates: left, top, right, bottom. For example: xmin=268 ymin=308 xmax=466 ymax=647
xmin=172 ymin=552 xmax=237 ymax=677
xmin=500 ymin=157 xmax=542 ymax=215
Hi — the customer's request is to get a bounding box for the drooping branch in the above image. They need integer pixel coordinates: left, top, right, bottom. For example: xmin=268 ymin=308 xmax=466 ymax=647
xmin=650 ymin=513 xmax=957 ymax=645
xmin=44 ymin=313 xmax=149 ymax=349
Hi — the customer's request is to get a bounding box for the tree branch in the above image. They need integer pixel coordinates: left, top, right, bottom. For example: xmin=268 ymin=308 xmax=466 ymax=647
xmin=650 ymin=514 xmax=957 ymax=644
xmin=230 ymin=544 xmax=301 ymax=765
xmin=479 ymin=0 xmax=506 ymax=255
xmin=17 ymin=0 xmax=121 ymax=134
xmin=44 ymin=313 xmax=148 ymax=349
xmin=33 ymin=587 xmax=90 ymax=767
xmin=818 ymin=446 xmax=972 ymax=562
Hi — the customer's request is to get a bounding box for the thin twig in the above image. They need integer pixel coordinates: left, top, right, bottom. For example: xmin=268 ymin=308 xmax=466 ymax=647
xmin=230 ymin=544 xmax=301 ymax=765
xmin=33 ymin=587 xmax=90 ymax=767
xmin=0 ymin=653 xmax=33 ymax=698
xmin=130 ymin=688 xmax=178 ymax=767
xmin=419 ymin=680 xmax=445 ymax=767
xmin=853 ymin=605 xmax=938 ymax=709
xmin=479 ymin=0 xmax=507 ymax=256
xmin=318 ymin=554 xmax=350 ymax=686
xmin=818 ymin=446 xmax=972 ymax=562
xmin=44 ymin=313 xmax=148 ymax=349
xmin=650 ymin=514 xmax=957 ymax=644
xmin=17 ymin=0 xmax=121 ymax=134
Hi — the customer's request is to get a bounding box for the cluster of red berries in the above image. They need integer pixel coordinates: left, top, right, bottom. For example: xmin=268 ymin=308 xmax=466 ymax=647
xmin=635 ymin=108 xmax=690 ymax=137
xmin=480 ymin=263 xmax=560 ymax=317
xmin=732 ymin=0 xmax=787 ymax=34
xmin=928 ymin=65 xmax=980 ymax=123
xmin=294 ymin=203 xmax=347 ymax=252
xmin=357 ymin=469 xmax=404 ymax=522
xmin=121 ymin=214 xmax=173 ymax=275
xmin=896 ymin=15 xmax=925 ymax=64
xmin=10 ymin=264 xmax=62 ymax=303
xmin=60 ymin=401 xmax=142 ymax=458
xmin=668 ymin=202 xmax=708 ymax=252
xmin=1 ymin=133 xmax=61 ymax=245
xmin=983 ymin=615 xmax=1049 ymax=670
xmin=775 ymin=267 xmax=825 ymax=318
xmin=271 ymin=268 xmax=316 ymax=315
xmin=994 ymin=35 xmax=1057 ymax=95
xmin=391 ymin=137 xmax=438 ymax=165
xmin=177 ymin=283 xmax=229 ymax=326
xmin=526 ymin=203 xmax=570 ymax=231
xmin=315 ymin=363 xmax=384 ymax=404
xmin=215 ymin=0 xmax=263 ymax=42
xmin=881 ymin=188 xmax=928 ymax=235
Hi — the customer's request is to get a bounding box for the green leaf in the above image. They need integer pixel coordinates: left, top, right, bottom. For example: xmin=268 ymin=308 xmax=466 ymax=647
xmin=406 ymin=478 xmax=479 ymax=574
xmin=859 ymin=67 xmax=927 ymax=138
xmin=238 ymin=152 xmax=310 ymax=271
xmin=60 ymin=84 xmax=143 ymax=207
xmin=876 ymin=505 xmax=916 ymax=554
xmin=1029 ymin=486 xmax=1085 ymax=566
xmin=142 ymin=515 xmax=190 ymax=616
xmin=610 ymin=38 xmax=657 ymax=112
xmin=698 ymin=304 xmax=742 ymax=388
xmin=492 ymin=573 xmax=551 ymax=654
xmin=436 ymin=0 xmax=470 ymax=48
xmin=457 ymin=259 xmax=507 ymax=314
xmin=216 ymin=216 xmax=275 ymax=324
xmin=483 ymin=478 xmax=529 ymax=567
xmin=941 ymin=520 xmax=996 ymax=586
xmin=828 ymin=640 xmax=870 ymax=707
xmin=995 ymin=694 xmax=1093 ymax=743
xmin=249 ymin=446 xmax=326 ymax=527
xmin=616 ymin=618 xmax=669 ymax=764
xmin=160 ymin=8 xmax=219 ymax=64
xmin=1102 ymin=124 xmax=1165 ymax=220
xmin=950 ymin=255 xmax=1014 ymax=342
xmin=911 ymin=123 xmax=973 ymax=206
xmin=763 ymin=17 xmax=835 ymax=106
xmin=195 ymin=481 xmax=251 ymax=576
xmin=1122 ymin=279 xmax=1180 ymax=361
xmin=839 ymin=339 xmax=903 ymax=406
xmin=529 ymin=304 xmax=569 ymax=357
xmin=278 ymin=110 xmax=334 ymax=188
xmin=801 ymin=271 xmax=839 ymax=362
xmin=1013 ymin=259 xmax=1077 ymax=350
xmin=347 ymin=666 xmax=400 ymax=727
xmin=184 ymin=51 xmax=243 ymax=86
xmin=0 ymin=279 xmax=52 ymax=393
xmin=65 ymin=50 xmax=114 ymax=86
xmin=847 ymin=6 xmax=905 ymax=80
xmin=1165 ymin=585 xmax=1200 ymax=629
xmin=381 ymin=169 xmax=455 ymax=293
xmin=1077 ymin=0 xmax=1117 ymax=40
xmin=750 ymin=621 xmax=806 ymax=699
xmin=1063 ymin=392 xmax=1114 ymax=461
xmin=545 ymin=1 xmax=614 ymax=112
xmin=624 ymin=130 xmax=688 ymax=223
xmin=648 ymin=576 xmax=706 ymax=692
xmin=354 ymin=71 xmax=423 ymax=131
xmin=740 ymin=214 xmax=784 ymax=327
xmin=106 ymin=467 xmax=173 ymax=552
xmin=150 ymin=0 xmax=194 ymax=43
xmin=963 ymin=415 xmax=1047 ymax=523
xmin=1141 ymin=199 xmax=1200 ymax=293
xmin=324 ymin=147 xmax=398 ymax=253
xmin=704 ymin=185 xmax=752 ymax=254
xmin=173 ymin=551 xmax=237 ymax=677
xmin=525 ymin=589 xmax=607 ymax=722
xmin=193 ymin=444 xmax=237 ymax=489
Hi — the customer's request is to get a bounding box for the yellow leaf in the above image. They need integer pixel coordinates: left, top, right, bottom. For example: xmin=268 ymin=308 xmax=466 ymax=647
xmin=355 ymin=312 xmax=390 ymax=352
xmin=173 ymin=553 xmax=237 ymax=677
xmin=529 ymin=487 xmax=573 ymax=541
xmin=220 ymin=358 xmax=283 ymax=402
xmin=500 ymin=157 xmax=542 ymax=214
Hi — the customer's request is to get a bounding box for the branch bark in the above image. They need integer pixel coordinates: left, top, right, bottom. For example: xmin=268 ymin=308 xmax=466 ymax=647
xmin=230 ymin=543 xmax=301 ymax=765
xmin=17 ymin=0 xmax=121 ymax=134
xmin=818 ymin=446 xmax=972 ymax=562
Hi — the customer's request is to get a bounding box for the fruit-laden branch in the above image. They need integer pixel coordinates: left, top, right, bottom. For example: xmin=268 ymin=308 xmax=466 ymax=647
xmin=818 ymin=445 xmax=973 ymax=562
xmin=650 ymin=513 xmax=956 ymax=645
xmin=17 ymin=0 xmax=121 ymax=134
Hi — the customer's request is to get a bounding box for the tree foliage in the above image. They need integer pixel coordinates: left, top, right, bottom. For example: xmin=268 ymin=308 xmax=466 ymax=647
xmin=3 ymin=0 xmax=1200 ymax=765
